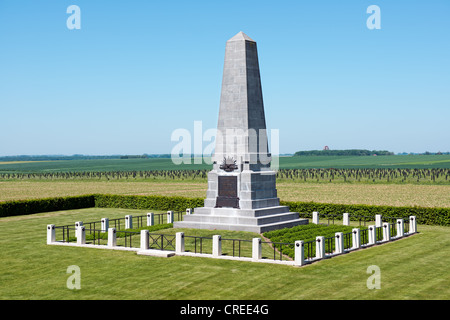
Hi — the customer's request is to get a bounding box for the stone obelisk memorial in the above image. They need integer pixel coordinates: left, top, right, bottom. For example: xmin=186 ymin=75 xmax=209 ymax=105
xmin=174 ymin=31 xmax=307 ymax=233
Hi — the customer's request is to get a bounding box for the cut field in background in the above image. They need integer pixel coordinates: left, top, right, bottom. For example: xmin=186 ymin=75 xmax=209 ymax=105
xmin=1 ymin=180 xmax=449 ymax=208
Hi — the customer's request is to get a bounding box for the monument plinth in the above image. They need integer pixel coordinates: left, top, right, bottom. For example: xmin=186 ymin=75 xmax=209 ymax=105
xmin=174 ymin=32 xmax=308 ymax=233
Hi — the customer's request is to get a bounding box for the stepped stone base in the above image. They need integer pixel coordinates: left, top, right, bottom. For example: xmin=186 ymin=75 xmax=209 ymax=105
xmin=173 ymin=206 xmax=308 ymax=233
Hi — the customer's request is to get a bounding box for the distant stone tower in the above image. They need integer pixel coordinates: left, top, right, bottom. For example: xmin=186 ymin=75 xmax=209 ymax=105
xmin=174 ymin=32 xmax=307 ymax=233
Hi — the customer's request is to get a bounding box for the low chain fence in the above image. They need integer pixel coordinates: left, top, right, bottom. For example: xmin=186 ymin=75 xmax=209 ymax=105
xmin=54 ymin=225 xmax=76 ymax=243
xmin=262 ymin=241 xmax=295 ymax=262
xmin=184 ymin=235 xmax=213 ymax=255
xmin=221 ymin=238 xmax=252 ymax=258
xmin=47 ymin=211 xmax=418 ymax=267
xmin=302 ymin=240 xmax=316 ymax=260
xmin=147 ymin=233 xmax=176 ymax=251
xmin=53 ymin=210 xmax=186 ymax=238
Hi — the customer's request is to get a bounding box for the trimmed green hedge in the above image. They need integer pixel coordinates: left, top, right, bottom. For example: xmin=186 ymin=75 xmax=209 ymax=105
xmin=94 ymin=194 xmax=204 ymax=212
xmin=1 ymin=194 xmax=449 ymax=226
xmin=0 ymin=195 xmax=96 ymax=218
xmin=280 ymin=200 xmax=450 ymax=226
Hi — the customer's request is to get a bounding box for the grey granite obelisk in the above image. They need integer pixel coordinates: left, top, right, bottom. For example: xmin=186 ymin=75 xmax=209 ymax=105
xmin=174 ymin=32 xmax=307 ymax=233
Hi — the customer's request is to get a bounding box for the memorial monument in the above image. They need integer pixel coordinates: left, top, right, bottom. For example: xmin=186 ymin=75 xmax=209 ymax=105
xmin=174 ymin=31 xmax=308 ymax=233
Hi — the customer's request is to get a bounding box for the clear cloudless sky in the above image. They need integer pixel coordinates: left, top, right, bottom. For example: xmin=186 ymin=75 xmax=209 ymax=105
xmin=0 ymin=0 xmax=449 ymax=156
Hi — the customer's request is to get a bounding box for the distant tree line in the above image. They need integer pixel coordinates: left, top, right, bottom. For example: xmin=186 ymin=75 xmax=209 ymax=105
xmin=398 ymin=151 xmax=450 ymax=155
xmin=120 ymin=154 xmax=173 ymax=159
xmin=0 ymin=154 xmax=173 ymax=162
xmin=294 ymin=149 xmax=394 ymax=156
xmin=0 ymin=154 xmax=121 ymax=161
xmin=120 ymin=155 xmax=149 ymax=159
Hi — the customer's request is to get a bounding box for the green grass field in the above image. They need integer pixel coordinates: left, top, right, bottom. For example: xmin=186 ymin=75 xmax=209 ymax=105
xmin=1 ymin=207 xmax=449 ymax=300
xmin=1 ymin=154 xmax=450 ymax=173
xmin=278 ymin=154 xmax=450 ymax=169
xmin=1 ymin=155 xmax=449 ymax=301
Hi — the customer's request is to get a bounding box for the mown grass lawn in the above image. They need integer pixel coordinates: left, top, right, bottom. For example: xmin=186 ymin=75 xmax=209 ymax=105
xmin=0 ymin=207 xmax=449 ymax=300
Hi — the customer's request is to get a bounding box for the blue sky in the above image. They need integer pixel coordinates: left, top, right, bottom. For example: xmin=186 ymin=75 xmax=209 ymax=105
xmin=0 ymin=0 xmax=449 ymax=156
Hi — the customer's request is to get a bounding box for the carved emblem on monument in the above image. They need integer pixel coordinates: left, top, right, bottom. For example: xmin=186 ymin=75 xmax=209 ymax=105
xmin=219 ymin=156 xmax=238 ymax=172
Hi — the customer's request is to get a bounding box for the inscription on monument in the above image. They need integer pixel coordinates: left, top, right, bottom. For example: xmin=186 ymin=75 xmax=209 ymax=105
xmin=216 ymin=176 xmax=239 ymax=208
xmin=218 ymin=176 xmax=238 ymax=197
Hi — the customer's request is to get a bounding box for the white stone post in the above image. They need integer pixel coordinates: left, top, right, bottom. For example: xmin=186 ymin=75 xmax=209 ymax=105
xmin=312 ymin=211 xmax=319 ymax=224
xmin=294 ymin=241 xmax=305 ymax=266
xmin=352 ymin=228 xmax=361 ymax=249
xmin=382 ymin=222 xmax=391 ymax=242
xmin=186 ymin=208 xmax=192 ymax=215
xmin=409 ymin=216 xmax=417 ymax=234
xmin=396 ymin=219 xmax=404 ymax=238
xmin=146 ymin=213 xmax=154 ymax=226
xmin=47 ymin=224 xmax=55 ymax=244
xmin=167 ymin=211 xmax=174 ymax=224
xmin=212 ymin=235 xmax=222 ymax=257
xmin=176 ymin=232 xmax=185 ymax=253
xmin=335 ymin=232 xmax=344 ymax=254
xmin=108 ymin=228 xmax=116 ymax=247
xmin=125 ymin=215 xmax=132 ymax=229
xmin=101 ymin=218 xmax=109 ymax=233
xmin=343 ymin=213 xmax=350 ymax=226
xmin=75 ymin=221 xmax=83 ymax=238
xmin=140 ymin=230 xmax=149 ymax=250
xmin=252 ymin=238 xmax=262 ymax=261
xmin=368 ymin=225 xmax=376 ymax=245
xmin=375 ymin=214 xmax=382 ymax=228
xmin=77 ymin=226 xmax=86 ymax=245
xmin=316 ymin=236 xmax=325 ymax=259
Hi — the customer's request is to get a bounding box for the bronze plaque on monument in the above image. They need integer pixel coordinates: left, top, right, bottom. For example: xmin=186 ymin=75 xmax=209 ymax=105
xmin=216 ymin=176 xmax=239 ymax=208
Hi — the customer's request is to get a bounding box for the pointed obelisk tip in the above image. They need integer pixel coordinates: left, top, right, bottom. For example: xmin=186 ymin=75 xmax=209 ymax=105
xmin=227 ymin=31 xmax=255 ymax=42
